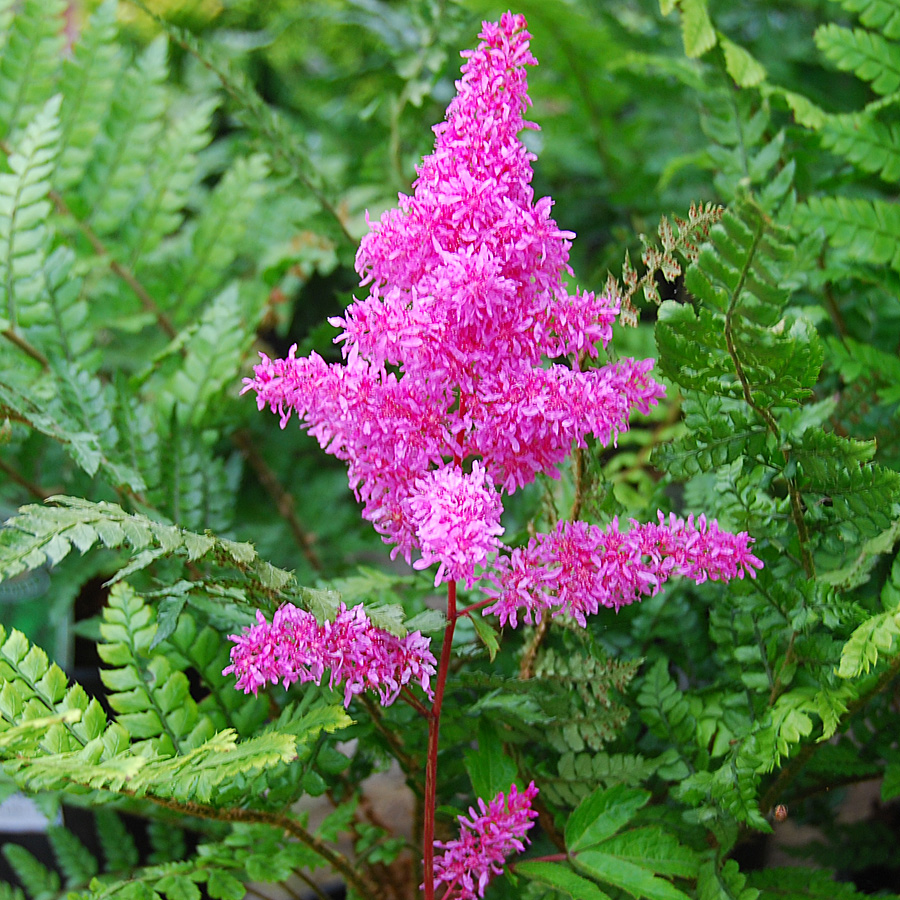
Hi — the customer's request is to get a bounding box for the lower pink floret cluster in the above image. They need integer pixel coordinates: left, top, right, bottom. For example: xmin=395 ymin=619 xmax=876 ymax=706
xmin=433 ymin=782 xmax=539 ymax=900
xmin=223 ymin=602 xmax=436 ymax=707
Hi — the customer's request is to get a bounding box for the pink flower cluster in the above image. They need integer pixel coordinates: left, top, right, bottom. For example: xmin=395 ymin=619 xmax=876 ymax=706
xmin=433 ymin=782 xmax=539 ymax=900
xmin=223 ymin=603 xmax=436 ymax=707
xmin=243 ymin=12 xmax=665 ymax=584
xmin=485 ymin=513 xmax=763 ymax=628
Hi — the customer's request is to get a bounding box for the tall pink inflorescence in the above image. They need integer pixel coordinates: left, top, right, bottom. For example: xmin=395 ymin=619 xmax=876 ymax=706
xmin=243 ymin=12 xmax=667 ymax=587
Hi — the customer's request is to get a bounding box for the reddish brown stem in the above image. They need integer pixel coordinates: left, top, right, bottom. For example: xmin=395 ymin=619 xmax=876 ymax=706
xmin=423 ymin=580 xmax=458 ymax=900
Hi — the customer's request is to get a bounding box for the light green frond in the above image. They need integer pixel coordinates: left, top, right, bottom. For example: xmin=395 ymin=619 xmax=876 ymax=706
xmin=0 ymin=0 xmax=65 ymax=139
xmin=820 ymin=113 xmax=900 ymax=183
xmin=55 ymin=0 xmax=123 ymax=193
xmin=0 ymin=95 xmax=61 ymax=332
xmin=815 ymin=23 xmax=900 ymax=94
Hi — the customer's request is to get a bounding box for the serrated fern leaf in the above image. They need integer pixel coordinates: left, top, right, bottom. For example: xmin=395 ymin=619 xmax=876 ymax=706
xmin=535 ymin=647 xmax=639 ymax=754
xmin=0 ymin=496 xmax=292 ymax=599
xmin=95 ymin=808 xmax=140 ymax=874
xmin=793 ymin=429 xmax=900 ymax=558
xmin=838 ymin=607 xmax=900 ymax=676
xmin=637 ymin=657 xmax=697 ymax=748
xmin=0 ymin=372 xmax=108 ymax=478
xmin=820 ymin=113 xmax=900 ymax=183
xmin=172 ymin=154 xmax=270 ymax=318
xmin=165 ymin=612 xmax=268 ymax=738
xmin=81 ymin=37 xmax=168 ymax=237
xmin=796 ymin=195 xmax=900 ymax=271
xmin=2 ymin=844 xmax=60 ymax=900
xmin=125 ymin=96 xmax=216 ymax=269
xmin=0 ymin=0 xmax=65 ymax=139
xmin=660 ymin=201 xmax=821 ymax=410
xmin=160 ymin=283 xmax=253 ymax=428
xmin=0 ymin=623 xmax=110 ymax=755
xmin=128 ymin=0 xmax=351 ymax=245
xmin=545 ymin=751 xmax=661 ymax=807
xmin=55 ymin=0 xmax=123 ymax=193
xmin=697 ymin=859 xmax=758 ymax=900
xmin=815 ymin=23 xmax=900 ymax=94
xmin=50 ymin=359 xmax=145 ymax=491
xmin=652 ymin=393 xmax=769 ymax=479
xmin=47 ymin=823 xmax=99 ymax=887
xmin=98 ymin=583 xmax=210 ymax=754
xmin=39 ymin=247 xmax=92 ymax=364
xmin=0 ymin=94 xmax=61 ymax=333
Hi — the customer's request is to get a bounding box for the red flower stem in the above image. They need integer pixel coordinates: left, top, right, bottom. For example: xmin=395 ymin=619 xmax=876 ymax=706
xmin=458 ymin=596 xmax=495 ymax=617
xmin=423 ymin=579 xmax=458 ymax=900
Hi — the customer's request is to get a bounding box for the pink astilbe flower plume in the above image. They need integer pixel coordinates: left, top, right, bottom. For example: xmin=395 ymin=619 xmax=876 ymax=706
xmin=484 ymin=513 xmax=764 ymax=628
xmin=242 ymin=12 xmax=665 ymax=584
xmin=432 ymin=782 xmax=539 ymax=900
xmin=224 ymin=603 xmax=436 ymax=707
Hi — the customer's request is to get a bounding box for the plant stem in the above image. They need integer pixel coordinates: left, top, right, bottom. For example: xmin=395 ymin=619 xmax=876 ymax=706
xmin=125 ymin=792 xmax=384 ymax=900
xmin=423 ymin=579 xmax=458 ymax=900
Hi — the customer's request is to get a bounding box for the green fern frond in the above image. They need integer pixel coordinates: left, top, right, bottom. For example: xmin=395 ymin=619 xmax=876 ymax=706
xmin=815 ymin=23 xmax=900 ymax=94
xmin=651 ymin=393 xmax=769 ymax=479
xmin=159 ymin=283 xmax=252 ymax=428
xmin=697 ymin=859 xmax=758 ymax=900
xmin=0 ymin=496 xmax=292 ymax=599
xmin=2 ymin=844 xmax=60 ymax=900
xmin=171 ymin=154 xmax=270 ymax=318
xmin=659 ymin=201 xmax=822 ymax=409
xmin=636 ymin=657 xmax=697 ymax=750
xmin=98 ymin=583 xmax=211 ymax=754
xmin=544 ymin=751 xmax=661 ymax=807
xmin=827 ymin=334 xmax=900 ymax=403
xmin=793 ymin=429 xmax=900 ymax=556
xmin=0 ymin=0 xmax=65 ymax=140
xmin=55 ymin=0 xmax=123 ymax=193
xmin=535 ymin=647 xmax=639 ymax=754
xmin=838 ymin=569 xmax=900 ymax=677
xmin=820 ymin=113 xmax=900 ymax=183
xmin=796 ymin=195 xmax=900 ymax=271
xmin=95 ymin=808 xmax=140 ymax=874
xmin=81 ymin=36 xmax=169 ymax=237
xmin=47 ymin=823 xmax=99 ymax=888
xmin=126 ymin=0 xmax=352 ymax=245
xmin=0 ymin=94 xmax=61 ymax=333
xmin=124 ymin=95 xmax=216 ymax=269
xmin=165 ymin=611 xmax=268 ymax=738
xmin=52 ymin=360 xmax=146 ymax=491
xmin=40 ymin=247 xmax=92 ymax=364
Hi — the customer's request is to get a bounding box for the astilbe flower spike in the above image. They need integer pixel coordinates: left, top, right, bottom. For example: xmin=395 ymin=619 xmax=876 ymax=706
xmin=224 ymin=602 xmax=436 ymax=707
xmin=432 ymin=782 xmax=539 ymax=900
xmin=243 ymin=12 xmax=666 ymax=585
xmin=485 ymin=512 xmax=764 ymax=628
